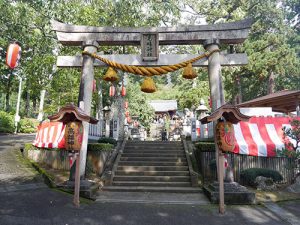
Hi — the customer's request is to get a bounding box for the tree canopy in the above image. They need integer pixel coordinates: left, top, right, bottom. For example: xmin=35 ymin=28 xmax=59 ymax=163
xmin=0 ymin=0 xmax=299 ymax=128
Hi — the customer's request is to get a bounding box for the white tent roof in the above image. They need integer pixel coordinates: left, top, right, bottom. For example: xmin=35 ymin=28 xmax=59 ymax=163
xmin=148 ymin=100 xmax=177 ymax=112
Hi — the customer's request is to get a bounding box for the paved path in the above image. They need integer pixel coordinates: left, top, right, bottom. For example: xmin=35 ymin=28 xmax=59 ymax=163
xmin=0 ymin=187 xmax=290 ymax=225
xmin=0 ymin=134 xmax=298 ymax=225
xmin=263 ymin=201 xmax=300 ymax=225
xmin=0 ymin=134 xmax=47 ymax=191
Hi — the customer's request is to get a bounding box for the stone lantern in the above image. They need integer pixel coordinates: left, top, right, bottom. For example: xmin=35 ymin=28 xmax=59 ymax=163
xmin=196 ymin=99 xmax=208 ymax=120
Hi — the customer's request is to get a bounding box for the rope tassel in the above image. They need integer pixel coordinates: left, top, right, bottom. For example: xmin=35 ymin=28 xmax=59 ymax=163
xmin=182 ymin=63 xmax=197 ymax=79
xmin=103 ymin=67 xmax=119 ymax=82
xmin=141 ymin=77 xmax=156 ymax=93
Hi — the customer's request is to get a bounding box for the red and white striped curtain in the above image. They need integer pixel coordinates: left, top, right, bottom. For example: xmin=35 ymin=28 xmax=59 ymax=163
xmin=33 ymin=122 xmax=65 ymax=148
xmin=233 ymin=117 xmax=300 ymax=157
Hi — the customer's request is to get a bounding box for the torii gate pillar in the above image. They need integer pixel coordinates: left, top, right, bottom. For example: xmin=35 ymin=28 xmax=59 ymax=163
xmin=78 ymin=40 xmax=99 ymax=176
xmin=204 ymin=39 xmax=226 ymax=210
xmin=204 ymin=39 xmax=225 ymax=111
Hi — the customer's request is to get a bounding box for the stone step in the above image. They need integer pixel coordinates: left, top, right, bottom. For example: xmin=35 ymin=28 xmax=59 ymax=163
xmin=123 ymin=150 xmax=185 ymax=154
xmin=125 ymin=142 xmax=182 ymax=147
xmin=121 ymin=153 xmax=186 ymax=157
xmin=117 ymin=166 xmax=189 ymax=172
xmin=118 ymin=161 xmax=188 ymax=166
xmin=101 ymin=186 xmax=202 ymax=193
xmin=115 ymin=170 xmax=190 ymax=176
xmin=112 ymin=181 xmax=192 ymax=187
xmin=120 ymin=157 xmax=187 ymax=162
xmin=114 ymin=176 xmax=191 ymax=182
xmin=124 ymin=145 xmax=183 ymax=149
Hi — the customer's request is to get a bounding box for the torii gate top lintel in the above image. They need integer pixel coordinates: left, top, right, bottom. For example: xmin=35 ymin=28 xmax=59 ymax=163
xmin=51 ymin=18 xmax=252 ymax=46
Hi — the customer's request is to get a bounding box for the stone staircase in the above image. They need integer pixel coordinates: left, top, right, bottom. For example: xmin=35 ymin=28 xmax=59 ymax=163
xmin=102 ymin=141 xmax=200 ymax=193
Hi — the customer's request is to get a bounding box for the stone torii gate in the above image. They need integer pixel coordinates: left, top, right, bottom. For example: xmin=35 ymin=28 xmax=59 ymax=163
xmin=51 ymin=19 xmax=252 ymax=176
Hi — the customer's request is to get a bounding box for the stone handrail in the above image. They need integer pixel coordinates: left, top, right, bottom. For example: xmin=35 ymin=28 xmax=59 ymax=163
xmin=101 ymin=139 xmax=126 ymax=185
xmin=182 ymin=138 xmax=199 ymax=187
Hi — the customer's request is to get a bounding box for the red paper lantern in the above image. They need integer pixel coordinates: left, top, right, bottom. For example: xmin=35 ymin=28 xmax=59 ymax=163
xmin=125 ymin=111 xmax=130 ymax=117
xmin=92 ymin=79 xmax=97 ymax=93
xmin=121 ymin=85 xmax=126 ymax=96
xmin=6 ymin=42 xmax=21 ymax=69
xmin=109 ymin=85 xmax=115 ymax=97
xmin=208 ymin=97 xmax=212 ymax=108
xmin=124 ymin=101 xmax=128 ymax=109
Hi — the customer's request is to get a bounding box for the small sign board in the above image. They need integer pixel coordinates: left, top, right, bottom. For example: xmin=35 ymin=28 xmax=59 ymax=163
xmin=64 ymin=122 xmax=83 ymax=151
xmin=141 ymin=33 xmax=159 ymax=61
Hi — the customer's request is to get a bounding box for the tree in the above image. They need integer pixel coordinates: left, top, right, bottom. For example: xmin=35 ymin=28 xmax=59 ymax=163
xmin=276 ymin=119 xmax=300 ymax=179
xmin=126 ymin=81 xmax=155 ymax=131
xmin=282 ymin=119 xmax=300 ymax=154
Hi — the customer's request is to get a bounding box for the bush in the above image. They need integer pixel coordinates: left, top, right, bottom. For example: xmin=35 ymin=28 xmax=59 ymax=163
xmin=25 ymin=143 xmax=113 ymax=152
xmin=194 ymin=142 xmax=215 ymax=152
xmin=97 ymin=137 xmax=117 ymax=146
xmin=88 ymin=143 xmax=114 ymax=151
xmin=240 ymin=168 xmax=283 ymax=186
xmin=19 ymin=118 xmax=39 ymax=133
xmin=0 ymin=111 xmax=15 ymax=133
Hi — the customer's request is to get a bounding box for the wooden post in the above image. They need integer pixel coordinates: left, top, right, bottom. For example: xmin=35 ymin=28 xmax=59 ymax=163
xmin=214 ymin=123 xmax=225 ymax=214
xmin=218 ymin=150 xmax=225 ymax=214
xmin=73 ymin=152 xmax=80 ymax=207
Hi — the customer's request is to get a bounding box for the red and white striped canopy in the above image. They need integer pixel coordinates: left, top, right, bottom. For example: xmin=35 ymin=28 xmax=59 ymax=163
xmin=233 ymin=117 xmax=300 ymax=157
xmin=33 ymin=122 xmax=65 ymax=148
xmin=33 ymin=117 xmax=300 ymax=157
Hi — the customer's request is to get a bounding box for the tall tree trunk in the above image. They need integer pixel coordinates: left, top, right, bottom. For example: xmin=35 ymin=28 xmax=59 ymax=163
xmin=37 ymin=90 xmax=46 ymax=121
xmin=235 ymin=76 xmax=242 ymax=104
xmin=32 ymin=97 xmax=37 ymax=114
xmin=268 ymin=71 xmax=275 ymax=94
xmin=5 ymin=76 xmax=12 ymax=112
xmin=5 ymin=90 xmax=10 ymax=112
xmin=25 ymin=87 xmax=30 ymax=117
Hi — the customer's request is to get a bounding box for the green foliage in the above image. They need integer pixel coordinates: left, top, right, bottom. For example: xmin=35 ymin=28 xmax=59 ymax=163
xmin=0 ymin=111 xmax=15 ymax=133
xmin=194 ymin=142 xmax=216 ymax=152
xmin=126 ymin=81 xmax=155 ymax=130
xmin=1 ymin=0 xmax=299 ymax=123
xmin=97 ymin=137 xmax=117 ymax=146
xmin=283 ymin=119 xmax=300 ymax=152
xmin=19 ymin=118 xmax=39 ymax=133
xmin=87 ymin=143 xmax=114 ymax=151
xmin=240 ymin=168 xmax=283 ymax=186
xmin=276 ymin=119 xmax=300 ymax=158
xmin=25 ymin=142 xmax=113 ymax=152
xmin=24 ymin=143 xmax=34 ymax=152
xmin=276 ymin=119 xmax=300 ymax=175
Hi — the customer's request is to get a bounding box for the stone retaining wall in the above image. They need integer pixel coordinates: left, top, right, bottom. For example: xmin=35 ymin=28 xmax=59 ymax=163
xmin=27 ymin=149 xmax=111 ymax=176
